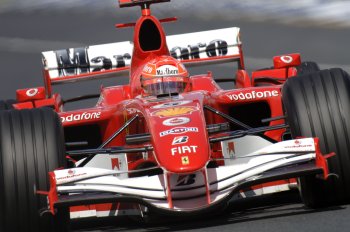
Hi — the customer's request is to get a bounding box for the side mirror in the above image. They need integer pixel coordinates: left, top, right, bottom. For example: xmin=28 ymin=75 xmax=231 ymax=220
xmin=16 ymin=87 xmax=46 ymax=102
xmin=273 ymin=53 xmax=301 ymax=69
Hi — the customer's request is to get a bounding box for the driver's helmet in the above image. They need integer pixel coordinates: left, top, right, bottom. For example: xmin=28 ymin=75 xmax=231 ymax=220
xmin=141 ymin=56 xmax=189 ymax=96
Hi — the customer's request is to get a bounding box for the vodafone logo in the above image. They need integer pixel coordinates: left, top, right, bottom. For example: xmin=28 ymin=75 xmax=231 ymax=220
xmin=61 ymin=112 xmax=101 ymax=123
xmin=281 ymin=55 xmax=293 ymax=64
xmin=26 ymin=88 xmax=39 ymax=97
xmin=227 ymin=90 xmax=279 ymax=101
xmin=163 ymin=117 xmax=190 ymax=126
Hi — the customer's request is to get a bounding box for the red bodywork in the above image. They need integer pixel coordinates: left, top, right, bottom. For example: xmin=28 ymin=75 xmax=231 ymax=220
xmin=13 ymin=0 xmax=329 ymax=215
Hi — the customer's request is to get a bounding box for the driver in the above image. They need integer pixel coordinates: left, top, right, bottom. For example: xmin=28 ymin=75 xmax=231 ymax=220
xmin=140 ymin=56 xmax=190 ymax=97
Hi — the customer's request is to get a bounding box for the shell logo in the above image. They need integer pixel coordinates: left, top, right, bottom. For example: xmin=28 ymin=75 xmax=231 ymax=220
xmin=152 ymin=107 xmax=197 ymax=117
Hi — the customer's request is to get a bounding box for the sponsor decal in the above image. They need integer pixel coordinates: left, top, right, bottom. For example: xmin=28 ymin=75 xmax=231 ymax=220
xmin=176 ymin=174 xmax=196 ymax=186
xmin=151 ymin=100 xmax=191 ymax=109
xmin=227 ymin=90 xmax=279 ymax=101
xmin=281 ymin=55 xmax=293 ymax=64
xmin=170 ymin=39 xmax=228 ymax=61
xmin=143 ymin=65 xmax=153 ymax=74
xmin=171 ymin=145 xmax=198 ymax=156
xmin=61 ymin=112 xmax=101 ymax=123
xmin=53 ymin=48 xmax=131 ymax=77
xmin=163 ymin=117 xmax=190 ymax=126
xmin=172 ymin=136 xmax=189 ymax=145
xmin=227 ymin=141 xmax=235 ymax=158
xmin=126 ymin=108 xmax=141 ymax=114
xmin=111 ymin=158 xmax=121 ymax=170
xmin=56 ymin=170 xmax=87 ymax=181
xmin=284 ymin=144 xmax=312 ymax=149
xmin=181 ymin=156 xmax=190 ymax=165
xmin=152 ymin=107 xmax=197 ymax=117
xmin=68 ymin=169 xmax=75 ymax=175
xmin=160 ymin=127 xmax=198 ymax=137
xmin=26 ymin=88 xmax=39 ymax=97
xmin=284 ymin=139 xmax=313 ymax=149
xmin=55 ymin=48 xmax=89 ymax=77
xmin=48 ymin=37 xmax=231 ymax=78
xmin=156 ymin=65 xmax=179 ymax=76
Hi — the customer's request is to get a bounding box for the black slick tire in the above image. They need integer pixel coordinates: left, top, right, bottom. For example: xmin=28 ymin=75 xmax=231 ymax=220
xmin=0 ymin=108 xmax=69 ymax=231
xmin=282 ymin=68 xmax=350 ymax=207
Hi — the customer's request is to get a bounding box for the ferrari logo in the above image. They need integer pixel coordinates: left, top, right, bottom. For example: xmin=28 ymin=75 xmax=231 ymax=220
xmin=152 ymin=107 xmax=197 ymax=117
xmin=181 ymin=156 xmax=190 ymax=165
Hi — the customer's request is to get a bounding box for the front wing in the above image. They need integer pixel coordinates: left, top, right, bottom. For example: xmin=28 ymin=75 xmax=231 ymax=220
xmin=48 ymin=138 xmax=330 ymax=214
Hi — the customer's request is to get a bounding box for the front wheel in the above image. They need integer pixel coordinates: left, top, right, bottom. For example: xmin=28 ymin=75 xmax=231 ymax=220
xmin=282 ymin=68 xmax=350 ymax=207
xmin=0 ymin=108 xmax=69 ymax=231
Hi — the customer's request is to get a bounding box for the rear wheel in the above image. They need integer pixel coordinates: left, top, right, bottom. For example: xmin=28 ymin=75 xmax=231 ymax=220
xmin=0 ymin=108 xmax=69 ymax=231
xmin=282 ymin=68 xmax=350 ymax=207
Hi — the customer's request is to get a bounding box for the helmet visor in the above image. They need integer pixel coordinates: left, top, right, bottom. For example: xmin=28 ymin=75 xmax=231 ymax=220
xmin=142 ymin=76 xmax=188 ymax=96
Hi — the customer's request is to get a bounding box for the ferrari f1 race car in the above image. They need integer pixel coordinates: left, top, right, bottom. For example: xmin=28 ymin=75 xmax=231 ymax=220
xmin=1 ymin=0 xmax=350 ymax=231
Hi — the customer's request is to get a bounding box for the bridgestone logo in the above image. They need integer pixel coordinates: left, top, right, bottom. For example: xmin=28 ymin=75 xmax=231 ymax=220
xmin=227 ymin=90 xmax=279 ymax=101
xmin=61 ymin=112 xmax=101 ymax=123
xmin=160 ymin=127 xmax=198 ymax=137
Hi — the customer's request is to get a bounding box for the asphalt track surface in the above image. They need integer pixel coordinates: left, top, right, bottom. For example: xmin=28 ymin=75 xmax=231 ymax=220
xmin=1 ymin=6 xmax=350 ymax=232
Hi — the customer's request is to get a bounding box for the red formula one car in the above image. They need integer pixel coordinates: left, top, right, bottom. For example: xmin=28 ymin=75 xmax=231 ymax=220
xmin=1 ymin=0 xmax=350 ymax=231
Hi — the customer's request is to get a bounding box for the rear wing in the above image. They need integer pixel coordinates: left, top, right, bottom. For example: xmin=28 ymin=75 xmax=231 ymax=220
xmin=42 ymin=27 xmax=242 ymax=92
xmin=119 ymin=0 xmax=170 ymax=8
